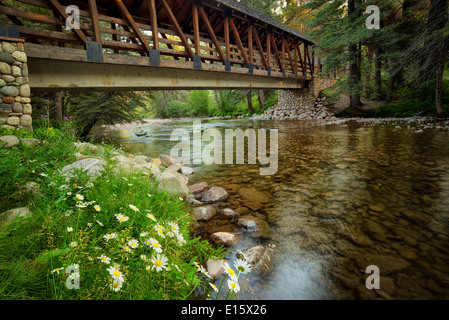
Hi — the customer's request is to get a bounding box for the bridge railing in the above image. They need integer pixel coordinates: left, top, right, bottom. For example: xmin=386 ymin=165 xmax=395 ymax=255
xmin=0 ymin=0 xmax=317 ymax=80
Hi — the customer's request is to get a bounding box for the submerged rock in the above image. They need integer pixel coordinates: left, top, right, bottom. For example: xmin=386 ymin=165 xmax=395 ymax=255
xmin=192 ymin=205 xmax=217 ymax=221
xmin=188 ymin=182 xmax=209 ymax=194
xmin=210 ymin=232 xmax=238 ymax=246
xmin=237 ymin=245 xmax=272 ymax=274
xmin=201 ymin=186 xmax=229 ymax=203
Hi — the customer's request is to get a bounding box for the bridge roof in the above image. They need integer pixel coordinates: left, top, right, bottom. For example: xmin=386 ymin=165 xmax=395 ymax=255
xmin=72 ymin=0 xmax=314 ymax=45
xmin=215 ymin=0 xmax=313 ymax=45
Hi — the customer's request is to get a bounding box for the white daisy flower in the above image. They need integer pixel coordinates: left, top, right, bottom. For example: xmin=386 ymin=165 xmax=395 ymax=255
xmin=128 ymin=204 xmax=139 ymax=212
xmin=148 ymin=238 xmax=163 ymax=253
xmin=123 ymin=246 xmax=132 ymax=253
xmin=107 ymin=266 xmax=125 ymax=283
xmin=210 ymin=282 xmax=218 ymax=292
xmin=67 ymin=227 xmax=73 ymax=232
xmin=222 ymin=262 xmax=236 ymax=278
xmin=110 ymin=279 xmax=123 ymax=292
xmin=116 ymin=214 xmax=129 ymax=223
xmin=227 ymin=278 xmax=240 ymax=293
xmin=96 ymin=220 xmax=104 ymax=227
xmin=177 ymin=233 xmax=186 ymax=246
xmin=94 ymin=205 xmax=101 ymax=212
xmin=234 ymin=258 xmax=252 ymax=275
xmin=140 ymin=232 xmax=149 ymax=237
xmin=50 ymin=267 xmax=64 ymax=274
xmin=146 ymin=213 xmax=156 ymax=221
xmin=103 ymin=233 xmax=118 ymax=242
xmin=168 ymin=222 xmax=179 ymax=234
xmin=154 ymin=225 xmax=165 ymax=238
xmin=75 ymin=194 xmax=84 ymax=201
xmin=67 ymin=191 xmax=72 ymax=196
xmin=151 ymin=254 xmax=168 ymax=272
xmin=69 ymin=241 xmax=78 ymax=248
xmin=97 ymin=255 xmax=111 ymax=264
xmin=147 ymin=194 xmax=152 ymax=197
xmin=128 ymin=239 xmax=139 ymax=249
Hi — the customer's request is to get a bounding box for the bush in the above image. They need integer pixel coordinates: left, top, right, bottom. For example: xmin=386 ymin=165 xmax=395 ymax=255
xmin=189 ymin=91 xmax=211 ymax=116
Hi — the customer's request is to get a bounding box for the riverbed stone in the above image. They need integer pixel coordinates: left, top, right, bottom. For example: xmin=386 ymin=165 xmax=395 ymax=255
xmin=238 ymin=215 xmax=268 ymax=235
xmin=237 ymin=188 xmax=269 ymax=211
xmin=192 ymin=205 xmax=217 ymax=221
xmin=237 ymin=245 xmax=272 ymax=274
xmin=201 ymin=186 xmax=229 ymax=203
xmin=206 ymin=259 xmax=226 ymax=279
xmin=210 ymin=232 xmax=237 ymax=246
xmin=188 ymin=182 xmax=209 ymax=194
xmin=159 ymin=154 xmax=175 ymax=167
xmin=355 ymin=254 xmax=410 ymax=274
xmin=180 ymin=166 xmax=194 ymax=175
xmin=220 ymin=208 xmax=239 ymax=218
xmin=165 ymin=163 xmax=181 ymax=173
xmin=157 ymin=171 xmax=189 ymax=197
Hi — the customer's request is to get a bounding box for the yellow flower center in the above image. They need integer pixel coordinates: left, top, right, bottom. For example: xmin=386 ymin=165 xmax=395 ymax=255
xmin=120 ymin=217 xmax=125 ymax=221
xmin=102 ymin=257 xmax=107 ymax=261
xmin=113 ymin=271 xmax=121 ymax=277
xmin=231 ymin=283 xmax=236 ymax=289
xmin=155 ymin=260 xmax=162 ymax=267
xmin=172 ymin=226 xmax=176 ymax=230
xmin=153 ymin=243 xmax=159 ymax=248
xmin=228 ymin=268 xmax=235 ymax=276
xmin=113 ymin=282 xmax=119 ymax=289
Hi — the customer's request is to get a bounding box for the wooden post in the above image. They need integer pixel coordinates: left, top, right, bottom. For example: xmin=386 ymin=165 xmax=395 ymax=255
xmin=281 ymin=36 xmax=286 ymax=77
xmin=88 ymin=0 xmax=101 ymax=43
xmin=267 ymin=29 xmax=271 ymax=75
xmin=149 ymin=0 xmax=159 ymax=51
xmin=229 ymin=18 xmax=249 ymax=66
xmin=248 ymin=21 xmax=253 ymax=70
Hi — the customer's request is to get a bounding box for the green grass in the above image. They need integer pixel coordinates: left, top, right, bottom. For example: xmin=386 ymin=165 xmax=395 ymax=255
xmin=0 ymin=121 xmax=226 ymax=300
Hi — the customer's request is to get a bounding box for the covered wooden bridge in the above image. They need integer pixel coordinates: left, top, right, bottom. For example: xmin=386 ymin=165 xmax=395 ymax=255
xmin=0 ymin=0 xmax=320 ymax=92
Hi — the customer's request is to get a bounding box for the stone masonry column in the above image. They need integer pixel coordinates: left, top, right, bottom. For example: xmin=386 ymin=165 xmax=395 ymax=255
xmin=0 ymin=32 xmax=32 ymax=131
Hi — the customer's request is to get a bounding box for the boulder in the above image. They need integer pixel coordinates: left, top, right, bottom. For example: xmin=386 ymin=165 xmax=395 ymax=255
xmin=186 ymin=194 xmax=202 ymax=207
xmin=157 ymin=171 xmax=189 ymax=197
xmin=237 ymin=245 xmax=272 ymax=274
xmin=180 ymin=166 xmax=194 ymax=175
xmin=159 ymin=154 xmax=175 ymax=167
xmin=201 ymin=186 xmax=229 ymax=203
xmin=0 ymin=207 xmax=32 ymax=228
xmin=210 ymin=232 xmax=238 ymax=246
xmin=0 ymin=135 xmax=19 ymax=148
xmin=60 ymin=158 xmax=105 ymax=179
xmin=165 ymin=163 xmax=181 ymax=173
xmin=220 ymin=208 xmax=239 ymax=218
xmin=19 ymin=138 xmax=40 ymax=147
xmin=188 ymin=182 xmax=209 ymax=194
xmin=192 ymin=205 xmax=216 ymax=221
xmin=206 ymin=259 xmax=226 ymax=279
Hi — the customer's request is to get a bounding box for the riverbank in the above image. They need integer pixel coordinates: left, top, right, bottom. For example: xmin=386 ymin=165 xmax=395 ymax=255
xmin=0 ymin=123 xmax=238 ymax=300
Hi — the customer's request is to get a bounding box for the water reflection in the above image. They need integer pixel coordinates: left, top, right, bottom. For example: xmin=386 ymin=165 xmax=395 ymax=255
xmin=93 ymin=118 xmax=449 ymax=300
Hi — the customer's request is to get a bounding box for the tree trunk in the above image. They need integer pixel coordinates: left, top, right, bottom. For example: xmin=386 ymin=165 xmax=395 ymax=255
xmin=258 ymin=90 xmax=265 ymax=110
xmin=386 ymin=74 xmax=395 ymax=103
xmin=80 ymin=117 xmax=99 ymax=140
xmin=213 ymin=90 xmax=221 ymax=113
xmin=375 ymin=45 xmax=382 ymax=101
xmin=54 ymin=91 xmax=63 ymax=121
xmin=436 ymin=62 xmax=444 ymax=116
xmin=348 ymin=0 xmax=361 ymax=108
xmin=247 ymin=90 xmax=254 ymax=114
xmin=363 ymin=46 xmax=374 ymax=96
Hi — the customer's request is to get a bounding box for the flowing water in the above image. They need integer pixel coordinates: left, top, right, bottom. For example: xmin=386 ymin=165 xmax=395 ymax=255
xmin=93 ymin=117 xmax=449 ymax=300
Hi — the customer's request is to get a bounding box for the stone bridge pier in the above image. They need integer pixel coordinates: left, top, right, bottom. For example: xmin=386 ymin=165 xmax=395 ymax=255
xmin=260 ymin=77 xmax=338 ymax=120
xmin=0 ymin=29 xmax=32 ymax=131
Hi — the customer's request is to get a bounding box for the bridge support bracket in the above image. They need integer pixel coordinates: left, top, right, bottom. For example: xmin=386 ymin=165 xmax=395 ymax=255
xmin=267 ymin=67 xmax=271 ymax=77
xmin=248 ymin=63 xmax=253 ymax=75
xmin=86 ymin=41 xmax=103 ymax=63
xmin=282 ymin=69 xmax=286 ymax=78
xmin=225 ymin=60 xmax=231 ymax=72
xmin=149 ymin=49 xmax=161 ymax=67
xmin=193 ymin=55 xmax=202 ymax=70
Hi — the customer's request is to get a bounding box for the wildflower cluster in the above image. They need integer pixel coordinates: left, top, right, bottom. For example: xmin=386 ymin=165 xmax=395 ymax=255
xmin=47 ymin=178 xmax=205 ymax=299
